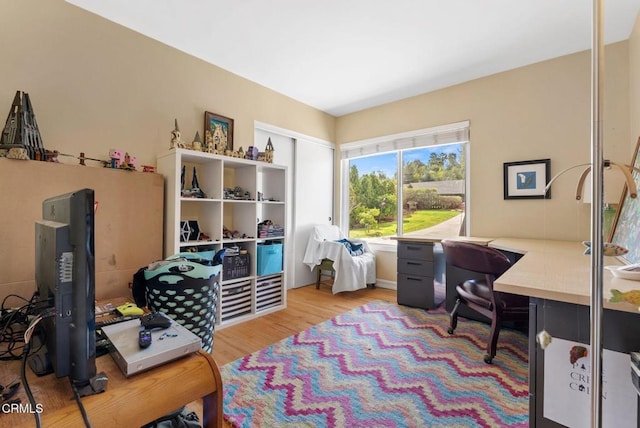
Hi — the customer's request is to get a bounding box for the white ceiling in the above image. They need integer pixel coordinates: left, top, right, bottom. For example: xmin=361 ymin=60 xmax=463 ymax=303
xmin=66 ymin=0 xmax=640 ymax=117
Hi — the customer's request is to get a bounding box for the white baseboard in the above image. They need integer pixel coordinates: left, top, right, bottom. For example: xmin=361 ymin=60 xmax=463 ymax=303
xmin=374 ymin=279 xmax=396 ymax=290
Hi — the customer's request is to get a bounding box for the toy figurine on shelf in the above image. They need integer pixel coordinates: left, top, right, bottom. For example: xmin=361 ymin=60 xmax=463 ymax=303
xmin=204 ymin=130 xmax=214 ymax=153
xmin=245 ymin=146 xmax=259 ymax=161
xmin=181 ymin=166 xmax=207 ymax=198
xmin=109 ymin=149 xmax=123 ymax=168
xmin=192 ymin=131 xmax=203 ymax=151
xmin=40 ymin=149 xmax=59 ymax=162
xmin=211 ymin=123 xmax=227 ymax=153
xmin=122 ymin=152 xmax=137 ymax=170
xmin=170 ymin=119 xmax=185 ymax=149
xmin=108 ymin=149 xmax=137 ymax=170
xmin=265 ymin=137 xmax=274 ymax=163
xmin=1 ymin=91 xmax=45 ymax=160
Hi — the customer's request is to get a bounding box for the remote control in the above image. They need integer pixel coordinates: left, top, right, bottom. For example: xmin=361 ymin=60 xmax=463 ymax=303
xmin=139 ymin=330 xmax=152 ymax=348
xmin=140 ymin=312 xmax=172 ymax=330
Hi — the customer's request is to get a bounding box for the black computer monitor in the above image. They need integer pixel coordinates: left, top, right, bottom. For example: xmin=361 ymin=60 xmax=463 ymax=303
xmin=34 ymin=188 xmax=96 ymax=385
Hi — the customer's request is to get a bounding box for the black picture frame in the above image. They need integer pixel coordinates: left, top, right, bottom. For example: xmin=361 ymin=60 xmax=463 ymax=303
xmin=204 ymin=111 xmax=234 ymax=153
xmin=503 ymin=159 xmax=551 ymax=199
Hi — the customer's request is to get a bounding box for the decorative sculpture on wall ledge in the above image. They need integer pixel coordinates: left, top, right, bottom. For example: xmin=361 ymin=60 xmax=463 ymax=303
xmin=169 ymin=117 xmax=274 ymax=163
xmin=170 ymin=119 xmax=186 ymax=149
xmin=192 ymin=131 xmax=202 ymax=151
xmin=0 ymin=90 xmax=46 ymax=160
xmin=265 ymin=137 xmax=274 ymax=163
xmin=257 ymin=138 xmax=275 ymax=163
xmin=245 ymin=146 xmax=259 ymax=161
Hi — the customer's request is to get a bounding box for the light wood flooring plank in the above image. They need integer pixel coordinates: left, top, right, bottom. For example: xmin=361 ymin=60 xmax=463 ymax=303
xmin=212 ymin=283 xmax=396 ymax=366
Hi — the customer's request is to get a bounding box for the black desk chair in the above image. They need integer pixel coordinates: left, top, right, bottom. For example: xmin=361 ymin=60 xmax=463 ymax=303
xmin=441 ymin=240 xmax=529 ymax=364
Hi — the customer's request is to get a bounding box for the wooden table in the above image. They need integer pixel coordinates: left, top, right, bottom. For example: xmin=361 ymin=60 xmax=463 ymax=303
xmin=1 ymin=340 xmax=222 ymax=428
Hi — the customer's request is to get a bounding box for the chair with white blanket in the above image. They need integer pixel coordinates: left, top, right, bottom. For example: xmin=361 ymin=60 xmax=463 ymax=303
xmin=303 ymin=225 xmax=376 ymax=293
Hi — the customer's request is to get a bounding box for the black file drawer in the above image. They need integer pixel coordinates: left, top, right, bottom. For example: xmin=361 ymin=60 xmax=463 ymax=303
xmin=397 ymin=258 xmax=433 ymax=277
xmin=397 ymin=274 xmax=435 ymax=309
xmin=396 ymin=241 xmax=438 ymax=310
xmin=398 ymin=242 xmax=434 ymax=261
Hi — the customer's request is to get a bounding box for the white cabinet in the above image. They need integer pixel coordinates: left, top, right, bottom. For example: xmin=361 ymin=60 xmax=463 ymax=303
xmin=157 ymin=149 xmax=287 ymax=327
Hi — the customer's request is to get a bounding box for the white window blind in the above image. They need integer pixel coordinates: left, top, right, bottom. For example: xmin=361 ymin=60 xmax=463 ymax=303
xmin=340 ymin=120 xmax=470 ymax=160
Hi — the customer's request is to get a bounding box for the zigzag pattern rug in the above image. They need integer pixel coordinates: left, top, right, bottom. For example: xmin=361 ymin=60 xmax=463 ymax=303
xmin=221 ymin=301 xmax=528 ymax=427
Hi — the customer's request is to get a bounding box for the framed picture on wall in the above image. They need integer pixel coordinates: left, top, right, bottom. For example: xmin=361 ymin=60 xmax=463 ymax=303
xmin=204 ymin=111 xmax=234 ymax=153
xmin=503 ymin=158 xmax=551 ymax=199
xmin=610 ymin=137 xmax=640 ymax=264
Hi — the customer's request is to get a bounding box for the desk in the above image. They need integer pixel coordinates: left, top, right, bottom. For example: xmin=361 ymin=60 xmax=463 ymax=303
xmin=492 ymin=238 xmax=640 ymax=427
xmin=1 ymin=346 xmax=223 ymax=427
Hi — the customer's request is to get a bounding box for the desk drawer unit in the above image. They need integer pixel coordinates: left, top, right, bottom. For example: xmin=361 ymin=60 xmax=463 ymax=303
xmin=397 ymin=241 xmax=437 ymax=309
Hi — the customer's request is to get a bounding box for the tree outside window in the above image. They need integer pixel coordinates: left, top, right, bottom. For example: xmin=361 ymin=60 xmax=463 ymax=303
xmin=347 ymin=143 xmax=466 ymax=239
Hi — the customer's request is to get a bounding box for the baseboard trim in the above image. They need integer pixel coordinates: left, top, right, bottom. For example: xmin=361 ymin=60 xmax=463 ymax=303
xmin=374 ymin=279 xmax=396 ymax=290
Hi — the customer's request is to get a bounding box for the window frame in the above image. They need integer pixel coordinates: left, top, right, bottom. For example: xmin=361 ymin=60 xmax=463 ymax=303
xmin=340 ymin=122 xmax=470 ymax=245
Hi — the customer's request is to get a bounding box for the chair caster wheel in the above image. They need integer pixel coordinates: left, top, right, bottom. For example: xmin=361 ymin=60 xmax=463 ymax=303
xmin=447 ymin=327 xmax=454 ymax=334
xmin=484 ymin=355 xmax=493 ymax=364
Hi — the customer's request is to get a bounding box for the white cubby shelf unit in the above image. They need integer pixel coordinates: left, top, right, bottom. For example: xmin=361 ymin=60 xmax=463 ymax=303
xmin=157 ymin=148 xmax=287 ymax=328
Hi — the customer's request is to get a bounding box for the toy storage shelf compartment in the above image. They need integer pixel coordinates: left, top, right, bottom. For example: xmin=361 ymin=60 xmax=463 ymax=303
xmin=220 ymin=279 xmax=252 ymax=323
xmin=157 ymin=148 xmax=288 ymax=328
xmin=256 ymin=274 xmax=283 ymax=312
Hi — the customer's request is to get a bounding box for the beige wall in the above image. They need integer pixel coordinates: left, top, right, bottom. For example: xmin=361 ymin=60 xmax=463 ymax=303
xmin=337 ymin=42 xmax=630 ymax=244
xmin=0 ymin=0 xmax=335 ymax=168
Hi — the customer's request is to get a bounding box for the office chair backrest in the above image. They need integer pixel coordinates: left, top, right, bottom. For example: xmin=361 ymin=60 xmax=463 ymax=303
xmin=441 ymin=240 xmax=511 ymax=277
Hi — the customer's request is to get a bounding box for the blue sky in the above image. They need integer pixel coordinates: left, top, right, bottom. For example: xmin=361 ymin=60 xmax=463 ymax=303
xmin=351 ymin=152 xmax=398 ymax=177
xmin=350 ymin=144 xmax=463 ymax=177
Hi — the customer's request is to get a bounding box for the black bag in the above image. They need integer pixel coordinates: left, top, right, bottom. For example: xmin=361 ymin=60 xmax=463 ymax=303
xmin=140 ymin=406 xmax=200 ymax=428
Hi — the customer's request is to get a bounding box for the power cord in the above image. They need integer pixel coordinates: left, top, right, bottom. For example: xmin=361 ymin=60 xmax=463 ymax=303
xmin=20 ymin=308 xmax=57 ymax=428
xmin=70 ymin=379 xmax=93 ymax=428
xmin=21 ymin=312 xmax=46 ymax=428
xmin=20 ymin=344 xmax=40 ymax=428
xmin=0 ymin=292 xmax=49 ymax=361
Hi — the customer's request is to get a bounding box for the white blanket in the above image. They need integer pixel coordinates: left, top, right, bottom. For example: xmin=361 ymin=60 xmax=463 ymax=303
xmin=303 ymin=225 xmax=376 ymax=294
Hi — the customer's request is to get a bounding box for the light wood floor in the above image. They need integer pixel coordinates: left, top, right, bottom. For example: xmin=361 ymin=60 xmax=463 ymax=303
xmin=212 ymin=283 xmax=397 ymax=366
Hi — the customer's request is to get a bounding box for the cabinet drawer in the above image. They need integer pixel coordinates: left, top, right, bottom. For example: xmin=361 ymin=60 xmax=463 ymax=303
xmin=397 ymin=274 xmax=435 ymax=309
xmin=397 ymin=258 xmax=433 ymax=276
xmin=397 ymin=242 xmax=434 ymax=261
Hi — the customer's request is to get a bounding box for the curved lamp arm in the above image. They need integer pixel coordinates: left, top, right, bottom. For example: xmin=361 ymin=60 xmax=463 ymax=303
xmin=543 ymin=163 xmax=590 ymax=195
xmin=545 ymin=161 xmax=639 ymax=200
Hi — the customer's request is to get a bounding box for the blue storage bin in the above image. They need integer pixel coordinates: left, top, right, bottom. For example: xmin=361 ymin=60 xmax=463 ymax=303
xmin=257 ymin=242 xmax=283 ymax=276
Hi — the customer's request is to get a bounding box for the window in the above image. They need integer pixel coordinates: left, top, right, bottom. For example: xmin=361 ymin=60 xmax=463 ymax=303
xmin=348 ymin=152 xmax=399 ymax=238
xmin=341 ymin=122 xmax=469 ymax=242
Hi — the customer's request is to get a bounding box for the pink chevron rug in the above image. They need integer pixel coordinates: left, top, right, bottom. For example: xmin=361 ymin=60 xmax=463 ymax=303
xmin=221 ymin=301 xmax=528 ymax=427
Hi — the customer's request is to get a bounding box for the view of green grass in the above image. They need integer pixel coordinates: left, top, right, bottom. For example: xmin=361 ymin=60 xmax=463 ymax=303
xmin=349 ymin=210 xmax=461 ymax=238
